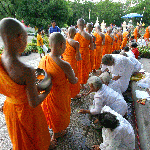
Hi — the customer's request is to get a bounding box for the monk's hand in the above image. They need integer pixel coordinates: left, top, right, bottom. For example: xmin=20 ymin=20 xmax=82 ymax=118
xmin=112 ymin=75 xmax=121 ymax=81
xmin=92 ymin=145 xmax=100 ymax=150
xmin=78 ymin=109 xmax=88 ymax=114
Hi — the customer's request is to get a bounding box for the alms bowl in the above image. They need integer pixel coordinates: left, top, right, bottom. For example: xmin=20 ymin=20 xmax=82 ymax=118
xmin=35 ymin=68 xmax=52 ymax=91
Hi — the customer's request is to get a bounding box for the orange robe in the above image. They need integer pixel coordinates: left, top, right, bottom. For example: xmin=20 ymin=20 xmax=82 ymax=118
xmin=144 ymin=27 xmax=149 ymax=41
xmin=121 ymin=31 xmax=129 ymax=49
xmin=116 ymin=33 xmax=121 ymax=50
xmin=102 ymin=34 xmax=108 ymax=56
xmin=0 ymin=56 xmax=50 ymax=150
xmin=133 ymin=27 xmax=138 ymax=42
xmin=74 ymin=33 xmax=90 ymax=84
xmin=106 ymin=34 xmax=113 ymax=54
xmin=112 ymin=36 xmax=118 ymax=52
xmin=62 ymin=40 xmax=80 ymax=98
xmin=38 ymin=55 xmax=71 ymax=133
xmin=93 ymin=32 xmax=103 ymax=70
xmin=89 ymin=48 xmax=94 ymax=72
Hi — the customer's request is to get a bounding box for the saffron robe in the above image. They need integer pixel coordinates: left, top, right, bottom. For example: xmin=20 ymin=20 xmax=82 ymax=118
xmin=93 ymin=32 xmax=103 ymax=70
xmin=121 ymin=31 xmax=129 ymax=49
xmin=133 ymin=27 xmax=138 ymax=42
xmin=106 ymin=34 xmax=113 ymax=54
xmin=116 ymin=33 xmax=121 ymax=50
xmin=89 ymin=48 xmax=94 ymax=72
xmin=112 ymin=36 xmax=118 ymax=52
xmin=38 ymin=55 xmax=71 ymax=133
xmin=62 ymin=40 xmax=80 ymax=98
xmin=0 ymin=56 xmax=50 ymax=150
xmin=74 ymin=33 xmax=90 ymax=84
xmin=144 ymin=27 xmax=149 ymax=41
xmin=102 ymin=34 xmax=109 ymax=56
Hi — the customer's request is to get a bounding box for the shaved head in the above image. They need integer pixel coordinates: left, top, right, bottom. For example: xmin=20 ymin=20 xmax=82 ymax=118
xmin=68 ymin=27 xmax=76 ymax=37
xmin=86 ymin=23 xmax=93 ymax=29
xmin=95 ymin=25 xmax=101 ymax=30
xmin=49 ymin=32 xmax=65 ymax=46
xmin=77 ymin=18 xmax=85 ymax=27
xmin=0 ymin=18 xmax=26 ymax=41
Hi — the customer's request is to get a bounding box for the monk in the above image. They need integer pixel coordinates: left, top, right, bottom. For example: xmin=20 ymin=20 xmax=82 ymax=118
xmin=93 ymin=25 xmax=105 ymax=71
xmin=86 ymin=23 xmax=96 ymax=73
xmin=74 ymin=18 xmax=94 ymax=89
xmin=0 ymin=18 xmax=56 ymax=149
xmin=116 ymin=28 xmax=123 ymax=50
xmin=102 ymin=28 xmax=113 ymax=56
xmin=62 ymin=27 xmax=82 ymax=99
xmin=133 ymin=25 xmax=142 ymax=42
xmin=121 ymin=29 xmax=130 ymax=49
xmin=38 ymin=32 xmax=78 ymax=140
xmin=144 ymin=26 xmax=150 ymax=41
xmin=112 ymin=30 xmax=118 ymax=52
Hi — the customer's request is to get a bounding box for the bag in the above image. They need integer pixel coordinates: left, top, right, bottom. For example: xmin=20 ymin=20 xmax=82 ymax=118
xmin=42 ymin=44 xmax=48 ymax=52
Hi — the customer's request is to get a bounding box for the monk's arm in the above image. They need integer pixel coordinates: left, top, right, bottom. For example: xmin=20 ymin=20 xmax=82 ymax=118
xmin=61 ymin=61 xmax=78 ymax=84
xmin=25 ymin=67 xmax=51 ymax=108
xmin=89 ymin=36 xmax=94 ymax=50
xmin=75 ymin=41 xmax=82 ymax=61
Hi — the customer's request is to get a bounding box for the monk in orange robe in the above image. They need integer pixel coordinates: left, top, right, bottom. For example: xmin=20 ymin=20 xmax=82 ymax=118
xmin=74 ymin=18 xmax=94 ymax=89
xmin=112 ymin=30 xmax=118 ymax=52
xmin=133 ymin=25 xmax=142 ymax=42
xmin=144 ymin=26 xmax=150 ymax=41
xmin=39 ymin=32 xmax=78 ymax=140
xmin=0 ymin=18 xmax=56 ymax=150
xmin=121 ymin=29 xmax=131 ymax=49
xmin=103 ymin=28 xmax=113 ymax=55
xmin=116 ymin=28 xmax=123 ymax=50
xmin=86 ymin=23 xmax=96 ymax=73
xmin=62 ymin=27 xmax=81 ymax=99
xmin=92 ymin=25 xmax=105 ymax=71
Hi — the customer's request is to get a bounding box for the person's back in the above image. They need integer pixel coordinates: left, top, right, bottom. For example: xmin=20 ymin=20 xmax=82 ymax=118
xmin=99 ymin=106 xmax=135 ymax=150
xmin=39 ymin=32 xmax=78 ymax=139
xmin=74 ymin=18 xmax=94 ymax=88
xmin=0 ymin=18 xmax=56 ymax=149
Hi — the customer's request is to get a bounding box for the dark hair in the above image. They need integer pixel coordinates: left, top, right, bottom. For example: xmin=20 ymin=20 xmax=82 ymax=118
xmin=123 ymin=46 xmax=129 ymax=52
xmin=102 ymin=54 xmax=114 ymax=65
xmin=131 ymin=43 xmax=138 ymax=48
xmin=98 ymin=112 xmax=120 ymax=131
xmin=51 ymin=20 xmax=55 ymax=23
xmin=112 ymin=50 xmax=121 ymax=54
xmin=131 ymin=36 xmax=134 ymax=39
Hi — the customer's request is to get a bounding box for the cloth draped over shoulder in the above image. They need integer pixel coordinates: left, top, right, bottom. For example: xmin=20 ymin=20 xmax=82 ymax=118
xmin=144 ymin=27 xmax=149 ymax=41
xmin=0 ymin=56 xmax=50 ymax=150
xmin=116 ymin=33 xmax=121 ymax=50
xmin=74 ymin=33 xmax=90 ymax=84
xmin=38 ymin=55 xmax=71 ymax=133
xmin=62 ymin=40 xmax=80 ymax=98
xmin=102 ymin=34 xmax=108 ymax=56
xmin=121 ymin=31 xmax=128 ymax=49
xmin=92 ymin=32 xmax=103 ymax=70
xmin=103 ymin=34 xmax=112 ymax=56
xmin=112 ymin=36 xmax=118 ymax=52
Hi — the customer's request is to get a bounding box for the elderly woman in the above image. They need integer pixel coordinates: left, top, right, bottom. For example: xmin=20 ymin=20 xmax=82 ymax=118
xmin=79 ymin=76 xmax=127 ymax=116
xmin=92 ymin=106 xmax=135 ymax=150
xmin=99 ymin=72 xmax=122 ymax=95
xmin=101 ymin=54 xmax=134 ymax=93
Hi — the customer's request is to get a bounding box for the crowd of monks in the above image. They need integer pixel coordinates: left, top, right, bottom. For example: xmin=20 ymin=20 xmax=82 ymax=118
xmin=0 ymin=17 xmax=150 ymax=150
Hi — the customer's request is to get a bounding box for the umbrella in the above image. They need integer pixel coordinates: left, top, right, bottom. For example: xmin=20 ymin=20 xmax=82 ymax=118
xmin=121 ymin=13 xmax=143 ymax=18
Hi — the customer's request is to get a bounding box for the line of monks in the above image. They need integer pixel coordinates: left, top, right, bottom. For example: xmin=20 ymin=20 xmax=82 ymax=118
xmin=0 ymin=17 xmax=149 ymax=150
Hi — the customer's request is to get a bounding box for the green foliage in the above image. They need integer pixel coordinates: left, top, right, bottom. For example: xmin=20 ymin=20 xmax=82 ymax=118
xmin=0 ymin=47 xmax=3 ymax=54
xmin=138 ymin=46 xmax=150 ymax=58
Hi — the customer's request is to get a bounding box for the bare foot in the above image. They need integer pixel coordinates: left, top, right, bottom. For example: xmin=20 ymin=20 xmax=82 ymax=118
xmin=52 ymin=129 xmax=67 ymax=140
xmin=48 ymin=139 xmax=57 ymax=150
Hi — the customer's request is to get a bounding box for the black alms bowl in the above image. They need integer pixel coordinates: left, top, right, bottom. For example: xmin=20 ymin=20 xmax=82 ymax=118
xmin=35 ymin=68 xmax=52 ymax=91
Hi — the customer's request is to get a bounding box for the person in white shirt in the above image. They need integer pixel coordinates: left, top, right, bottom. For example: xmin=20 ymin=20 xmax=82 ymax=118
xmin=99 ymin=72 xmax=122 ymax=95
xmin=123 ymin=46 xmax=135 ymax=58
xmin=92 ymin=106 xmax=135 ymax=150
xmin=120 ymin=51 xmax=142 ymax=73
xmin=101 ymin=54 xmax=134 ymax=93
xmin=79 ymin=76 xmax=127 ymax=116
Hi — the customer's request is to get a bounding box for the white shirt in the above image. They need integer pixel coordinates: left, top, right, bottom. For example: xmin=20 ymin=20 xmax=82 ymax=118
xmin=125 ymin=50 xmax=135 ymax=58
xmin=128 ymin=56 xmax=142 ymax=73
xmin=101 ymin=54 xmax=134 ymax=93
xmin=90 ymin=84 xmax=127 ymax=116
xmin=100 ymin=106 xmax=135 ymax=150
